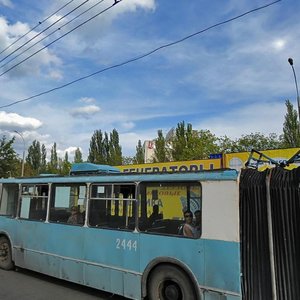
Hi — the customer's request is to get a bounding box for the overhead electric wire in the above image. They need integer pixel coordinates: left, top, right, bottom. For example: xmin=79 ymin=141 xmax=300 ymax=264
xmin=0 ymin=0 xmax=281 ymax=109
xmin=0 ymin=0 xmax=107 ymax=70
xmin=0 ymin=0 xmax=119 ymax=78
xmin=0 ymin=0 xmax=90 ymax=64
xmin=0 ymin=0 xmax=76 ymax=56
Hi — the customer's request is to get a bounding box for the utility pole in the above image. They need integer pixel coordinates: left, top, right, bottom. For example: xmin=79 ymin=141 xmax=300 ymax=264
xmin=288 ymin=58 xmax=300 ymax=131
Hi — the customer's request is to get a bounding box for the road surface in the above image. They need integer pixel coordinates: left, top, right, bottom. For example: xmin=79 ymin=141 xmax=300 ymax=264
xmin=0 ymin=267 xmax=126 ymax=300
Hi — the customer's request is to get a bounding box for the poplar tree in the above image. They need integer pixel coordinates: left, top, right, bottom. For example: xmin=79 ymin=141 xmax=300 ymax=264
xmin=282 ymin=100 xmax=300 ymax=147
xmin=74 ymin=148 xmax=83 ymax=163
xmin=60 ymin=152 xmax=71 ymax=175
xmin=41 ymin=144 xmax=47 ymax=173
xmin=109 ymin=129 xmax=122 ymax=165
xmin=88 ymin=130 xmax=106 ymax=164
xmin=26 ymin=140 xmax=42 ymax=175
xmin=48 ymin=142 xmax=58 ymax=173
xmin=153 ymin=130 xmax=169 ymax=162
xmin=134 ymin=140 xmax=145 ymax=164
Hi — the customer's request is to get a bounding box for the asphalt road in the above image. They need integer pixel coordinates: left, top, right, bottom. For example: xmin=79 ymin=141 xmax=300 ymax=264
xmin=0 ymin=267 xmax=125 ymax=300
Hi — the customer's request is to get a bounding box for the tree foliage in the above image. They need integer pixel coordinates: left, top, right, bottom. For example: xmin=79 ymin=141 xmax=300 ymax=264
xmin=26 ymin=140 xmax=42 ymax=175
xmin=109 ymin=129 xmax=122 ymax=165
xmin=59 ymin=152 xmax=71 ymax=175
xmin=134 ymin=140 xmax=144 ymax=164
xmin=153 ymin=130 xmax=169 ymax=162
xmin=282 ymin=100 xmax=300 ymax=147
xmin=226 ymin=133 xmax=283 ymax=152
xmin=171 ymin=122 xmax=219 ymax=160
xmin=48 ymin=142 xmax=58 ymax=173
xmin=0 ymin=136 xmax=18 ymax=178
xmin=88 ymin=129 xmax=122 ymax=165
xmin=74 ymin=147 xmax=83 ymax=163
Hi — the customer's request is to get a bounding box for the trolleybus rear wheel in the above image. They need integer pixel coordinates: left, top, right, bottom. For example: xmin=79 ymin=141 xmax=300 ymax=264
xmin=0 ymin=237 xmax=14 ymax=270
xmin=148 ymin=264 xmax=196 ymax=300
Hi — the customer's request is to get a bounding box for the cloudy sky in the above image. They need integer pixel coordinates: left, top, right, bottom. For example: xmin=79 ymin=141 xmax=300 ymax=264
xmin=0 ymin=0 xmax=299 ymax=161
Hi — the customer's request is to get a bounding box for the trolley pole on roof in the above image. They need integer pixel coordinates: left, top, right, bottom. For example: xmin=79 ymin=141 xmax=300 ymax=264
xmin=14 ymin=130 xmax=25 ymax=177
xmin=288 ymin=58 xmax=300 ymax=131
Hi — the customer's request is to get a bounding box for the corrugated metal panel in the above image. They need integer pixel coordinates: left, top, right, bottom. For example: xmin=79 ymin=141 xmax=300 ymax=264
xmin=240 ymin=166 xmax=300 ymax=300
xmin=239 ymin=168 xmax=272 ymax=300
xmin=270 ymin=167 xmax=300 ymax=300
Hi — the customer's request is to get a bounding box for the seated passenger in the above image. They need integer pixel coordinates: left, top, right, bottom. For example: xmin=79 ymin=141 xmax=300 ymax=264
xmin=183 ymin=210 xmax=197 ymax=238
xmin=67 ymin=206 xmax=84 ymax=225
xmin=148 ymin=205 xmax=161 ymax=226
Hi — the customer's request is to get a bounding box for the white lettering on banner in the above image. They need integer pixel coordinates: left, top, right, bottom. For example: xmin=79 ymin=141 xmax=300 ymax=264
xmin=116 ymin=238 xmax=137 ymax=251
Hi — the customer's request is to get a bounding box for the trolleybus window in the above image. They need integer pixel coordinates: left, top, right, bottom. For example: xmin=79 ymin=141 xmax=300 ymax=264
xmin=19 ymin=184 xmax=49 ymax=221
xmin=0 ymin=183 xmax=18 ymax=216
xmin=89 ymin=183 xmax=136 ymax=230
xmin=49 ymin=184 xmax=86 ymax=225
xmin=138 ymin=182 xmax=202 ymax=238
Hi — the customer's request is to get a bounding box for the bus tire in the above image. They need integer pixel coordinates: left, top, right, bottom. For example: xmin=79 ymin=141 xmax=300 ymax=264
xmin=0 ymin=237 xmax=14 ymax=270
xmin=148 ymin=264 xmax=197 ymax=300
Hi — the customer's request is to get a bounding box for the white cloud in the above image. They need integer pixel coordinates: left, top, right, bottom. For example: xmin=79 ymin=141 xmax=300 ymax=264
xmin=120 ymin=121 xmax=135 ymax=130
xmin=0 ymin=16 xmax=62 ymax=79
xmin=0 ymin=0 xmax=13 ymax=8
xmin=195 ymin=102 xmax=285 ymax=139
xmin=70 ymin=105 xmax=101 ymax=118
xmin=0 ymin=111 xmax=42 ymax=130
xmin=79 ymin=97 xmax=96 ymax=104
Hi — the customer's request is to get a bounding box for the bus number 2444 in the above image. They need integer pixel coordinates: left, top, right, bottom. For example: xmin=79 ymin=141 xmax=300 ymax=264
xmin=116 ymin=238 xmax=137 ymax=251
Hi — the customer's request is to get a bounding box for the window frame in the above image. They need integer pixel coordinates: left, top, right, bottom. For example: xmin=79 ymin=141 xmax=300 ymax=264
xmin=88 ymin=182 xmax=137 ymax=231
xmin=137 ymin=181 xmax=202 ymax=238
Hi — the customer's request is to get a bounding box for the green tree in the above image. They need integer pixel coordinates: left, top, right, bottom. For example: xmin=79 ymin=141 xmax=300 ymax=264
xmin=171 ymin=121 xmax=193 ymax=161
xmin=134 ymin=139 xmax=145 ymax=164
xmin=88 ymin=130 xmax=106 ymax=164
xmin=0 ymin=136 xmax=18 ymax=177
xmin=109 ymin=129 xmax=122 ymax=165
xmin=88 ymin=129 xmax=122 ymax=165
xmin=282 ymin=100 xmax=300 ymax=147
xmin=40 ymin=144 xmax=47 ymax=173
xmin=26 ymin=140 xmax=42 ymax=175
xmin=60 ymin=152 xmax=71 ymax=175
xmin=218 ymin=135 xmax=236 ymax=154
xmin=74 ymin=147 xmax=83 ymax=163
xmin=171 ymin=122 xmax=219 ymax=160
xmin=231 ymin=133 xmax=282 ymax=152
xmin=190 ymin=129 xmax=220 ymax=159
xmin=122 ymin=156 xmax=134 ymax=165
xmin=153 ymin=130 xmax=169 ymax=162
xmin=48 ymin=142 xmax=58 ymax=173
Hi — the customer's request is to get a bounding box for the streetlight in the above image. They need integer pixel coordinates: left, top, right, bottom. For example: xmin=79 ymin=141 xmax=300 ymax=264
xmin=288 ymin=58 xmax=300 ymax=130
xmin=14 ymin=130 xmax=25 ymax=177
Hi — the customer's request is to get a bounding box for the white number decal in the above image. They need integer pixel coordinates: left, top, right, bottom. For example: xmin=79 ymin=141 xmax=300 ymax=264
xmin=115 ymin=238 xmax=137 ymax=251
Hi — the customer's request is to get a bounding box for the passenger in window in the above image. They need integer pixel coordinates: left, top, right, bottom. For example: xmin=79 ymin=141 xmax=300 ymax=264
xmin=183 ymin=211 xmax=197 ymax=238
xmin=193 ymin=210 xmax=202 ymax=238
xmin=67 ymin=206 xmax=83 ymax=225
xmin=148 ymin=204 xmax=161 ymax=226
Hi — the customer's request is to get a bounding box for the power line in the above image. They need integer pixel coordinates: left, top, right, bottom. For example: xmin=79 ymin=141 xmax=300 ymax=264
xmin=0 ymin=0 xmax=76 ymax=56
xmin=0 ymin=0 xmax=106 ymax=70
xmin=0 ymin=0 xmax=118 ymax=78
xmin=0 ymin=0 xmax=281 ymax=109
xmin=0 ymin=0 xmax=90 ymax=64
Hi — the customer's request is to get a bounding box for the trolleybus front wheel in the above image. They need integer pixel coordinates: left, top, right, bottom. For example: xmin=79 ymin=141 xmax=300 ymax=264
xmin=0 ymin=237 xmax=14 ymax=270
xmin=148 ymin=264 xmax=197 ymax=300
